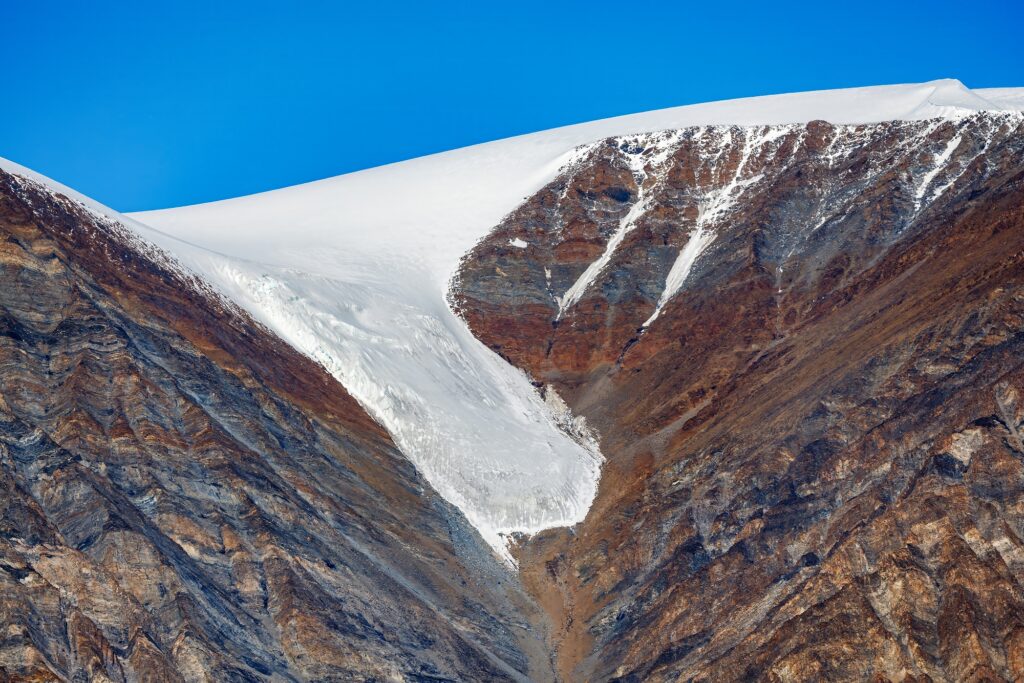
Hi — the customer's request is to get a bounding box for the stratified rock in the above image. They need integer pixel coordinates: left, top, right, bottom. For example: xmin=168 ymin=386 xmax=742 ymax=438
xmin=0 ymin=169 xmax=551 ymax=682
xmin=455 ymin=112 xmax=1024 ymax=681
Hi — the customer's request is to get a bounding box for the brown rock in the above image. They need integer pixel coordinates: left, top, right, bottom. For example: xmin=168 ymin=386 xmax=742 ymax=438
xmin=0 ymin=169 xmax=552 ymax=682
xmin=456 ymin=112 xmax=1024 ymax=681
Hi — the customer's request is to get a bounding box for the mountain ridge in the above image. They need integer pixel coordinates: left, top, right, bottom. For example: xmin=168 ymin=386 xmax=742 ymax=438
xmin=0 ymin=165 xmax=554 ymax=681
xmin=3 ymin=80 xmax=1024 ymax=681
xmin=121 ymin=80 xmax=1023 ymax=555
xmin=454 ymin=109 xmax=1024 ymax=680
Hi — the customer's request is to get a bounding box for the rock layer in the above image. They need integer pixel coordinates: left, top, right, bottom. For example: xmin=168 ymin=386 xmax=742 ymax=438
xmin=454 ymin=112 xmax=1024 ymax=680
xmin=0 ymin=169 xmax=551 ymax=682
xmin=6 ymin=107 xmax=1024 ymax=682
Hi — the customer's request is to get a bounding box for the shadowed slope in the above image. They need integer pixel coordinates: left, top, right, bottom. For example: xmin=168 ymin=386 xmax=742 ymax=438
xmin=0 ymin=168 xmax=552 ymax=682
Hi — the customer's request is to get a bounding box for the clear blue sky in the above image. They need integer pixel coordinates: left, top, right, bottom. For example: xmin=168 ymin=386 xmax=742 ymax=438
xmin=2 ymin=0 xmax=1021 ymax=211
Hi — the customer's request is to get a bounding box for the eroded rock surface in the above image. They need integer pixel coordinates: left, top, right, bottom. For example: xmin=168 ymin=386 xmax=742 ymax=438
xmin=0 ymin=169 xmax=551 ymax=682
xmin=455 ymin=112 xmax=1024 ymax=681
xmin=6 ymin=108 xmax=1024 ymax=682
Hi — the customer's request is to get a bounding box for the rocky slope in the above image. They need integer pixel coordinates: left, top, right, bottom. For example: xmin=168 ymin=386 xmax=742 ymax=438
xmin=5 ymin=82 xmax=1024 ymax=683
xmin=0 ymin=168 xmax=551 ymax=682
xmin=454 ymin=111 xmax=1024 ymax=680
xmin=131 ymin=80 xmax=1019 ymax=560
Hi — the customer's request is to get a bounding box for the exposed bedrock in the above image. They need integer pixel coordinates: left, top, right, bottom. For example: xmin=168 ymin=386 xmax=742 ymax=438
xmin=0 ymin=170 xmax=553 ymax=682
xmin=454 ymin=113 xmax=1024 ymax=681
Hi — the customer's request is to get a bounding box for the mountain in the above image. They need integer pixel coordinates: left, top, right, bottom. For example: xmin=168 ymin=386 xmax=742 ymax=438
xmin=129 ymin=79 xmax=1022 ymax=557
xmin=3 ymin=79 xmax=1024 ymax=681
xmin=0 ymin=165 xmax=549 ymax=681
xmin=455 ymin=111 xmax=1024 ymax=680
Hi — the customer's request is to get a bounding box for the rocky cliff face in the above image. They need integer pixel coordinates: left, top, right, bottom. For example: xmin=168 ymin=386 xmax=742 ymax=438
xmin=0 ymin=169 xmax=552 ymax=682
xmin=6 ymin=106 xmax=1024 ymax=683
xmin=454 ymin=112 xmax=1024 ymax=680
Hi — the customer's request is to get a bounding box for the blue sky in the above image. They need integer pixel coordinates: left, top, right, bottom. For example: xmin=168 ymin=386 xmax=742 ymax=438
xmin=2 ymin=1 xmax=1021 ymax=211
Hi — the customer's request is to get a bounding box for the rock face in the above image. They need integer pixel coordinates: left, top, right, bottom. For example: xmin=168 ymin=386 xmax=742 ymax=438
xmin=6 ymin=106 xmax=1024 ymax=683
xmin=454 ymin=112 xmax=1024 ymax=680
xmin=0 ymin=169 xmax=552 ymax=682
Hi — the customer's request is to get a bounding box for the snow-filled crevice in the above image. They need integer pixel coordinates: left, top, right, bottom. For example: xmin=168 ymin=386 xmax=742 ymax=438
xmin=556 ymin=132 xmax=684 ymax=318
xmin=643 ymin=126 xmax=791 ymax=328
xmin=914 ymin=133 xmax=963 ymax=211
xmin=642 ymin=223 xmax=715 ymax=328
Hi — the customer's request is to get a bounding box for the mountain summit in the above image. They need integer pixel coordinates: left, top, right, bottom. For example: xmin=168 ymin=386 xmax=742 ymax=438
xmin=3 ymin=80 xmax=1024 ymax=681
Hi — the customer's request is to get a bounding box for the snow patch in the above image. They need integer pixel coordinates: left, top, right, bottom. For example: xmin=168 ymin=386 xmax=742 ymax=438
xmin=644 ymin=127 xmax=790 ymax=327
xmin=914 ymin=134 xmax=962 ymax=209
xmin=643 ymin=224 xmax=716 ymax=327
xmin=557 ymin=131 xmax=684 ymax=317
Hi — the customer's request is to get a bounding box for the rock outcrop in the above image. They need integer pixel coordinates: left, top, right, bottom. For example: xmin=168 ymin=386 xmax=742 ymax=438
xmin=454 ymin=112 xmax=1024 ymax=680
xmin=6 ymin=105 xmax=1024 ymax=682
xmin=0 ymin=169 xmax=551 ymax=682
